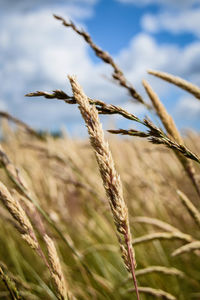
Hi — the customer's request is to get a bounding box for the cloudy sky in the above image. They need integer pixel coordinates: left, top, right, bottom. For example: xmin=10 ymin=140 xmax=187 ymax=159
xmin=1 ymin=0 xmax=200 ymax=134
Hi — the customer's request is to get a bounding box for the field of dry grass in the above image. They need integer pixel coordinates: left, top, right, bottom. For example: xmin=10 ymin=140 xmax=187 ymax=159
xmin=0 ymin=14 xmax=200 ymax=300
xmin=0 ymin=117 xmax=199 ymax=299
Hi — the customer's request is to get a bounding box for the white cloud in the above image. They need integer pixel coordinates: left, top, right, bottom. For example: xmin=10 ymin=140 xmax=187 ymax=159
xmin=1 ymin=1 xmax=200 ymax=131
xmin=117 ymin=0 xmax=200 ymax=8
xmin=0 ymin=6 xmax=127 ymax=130
xmin=0 ymin=100 xmax=8 ymax=111
xmin=0 ymin=0 xmax=98 ymax=16
xmin=142 ymin=9 xmax=200 ymax=37
xmin=175 ymin=96 xmax=200 ymax=120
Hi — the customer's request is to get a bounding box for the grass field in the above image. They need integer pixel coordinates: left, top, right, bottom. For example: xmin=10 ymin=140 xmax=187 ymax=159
xmin=0 ymin=14 xmax=200 ymax=300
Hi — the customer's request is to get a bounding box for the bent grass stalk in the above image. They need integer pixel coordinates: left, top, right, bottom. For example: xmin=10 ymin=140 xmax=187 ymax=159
xmin=122 ymin=266 xmax=185 ymax=286
xmin=132 ymin=232 xmax=194 ymax=246
xmin=172 ymin=241 xmax=200 ymax=257
xmin=53 ymin=15 xmax=150 ymax=108
xmin=68 ymin=76 xmax=140 ymax=300
xmin=132 ymin=216 xmax=180 ymax=233
xmin=128 ymin=286 xmax=176 ymax=300
xmin=148 ymin=69 xmax=200 ymax=100
xmin=177 ymin=190 xmax=200 ymax=228
xmin=26 ymin=91 xmax=200 ymax=165
xmin=135 ymin=266 xmax=184 ymax=278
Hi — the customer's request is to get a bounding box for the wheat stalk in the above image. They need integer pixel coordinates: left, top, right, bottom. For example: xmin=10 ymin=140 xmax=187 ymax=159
xmin=148 ymin=69 xmax=200 ymax=100
xmin=53 ymin=15 xmax=152 ymax=108
xmin=108 ymin=121 xmax=200 ymax=165
xmin=143 ymin=80 xmax=200 ymax=197
xmin=68 ymin=75 xmax=140 ymax=299
xmin=26 ymin=91 xmax=200 ymax=165
xmin=26 ymin=90 xmax=141 ymax=122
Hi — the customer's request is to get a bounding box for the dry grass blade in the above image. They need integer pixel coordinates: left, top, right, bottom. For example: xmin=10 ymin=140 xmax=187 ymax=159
xmin=26 ymin=89 xmax=200 ymax=165
xmin=132 ymin=232 xmax=193 ymax=246
xmin=109 ymin=129 xmax=149 ymax=137
xmin=128 ymin=286 xmax=176 ymax=300
xmin=172 ymin=241 xmax=200 ymax=257
xmin=148 ymin=69 xmax=200 ymax=100
xmin=135 ymin=266 xmax=185 ymax=278
xmin=44 ymin=235 xmax=71 ymax=300
xmin=26 ymin=90 xmax=76 ymax=103
xmin=108 ymin=120 xmax=200 ymax=165
xmin=143 ymin=80 xmax=200 ymax=197
xmin=26 ymin=90 xmax=141 ymax=123
xmin=69 ymin=76 xmax=140 ymax=299
xmin=53 ymin=15 xmax=151 ymax=108
xmin=122 ymin=266 xmax=185 ymax=285
xmin=177 ymin=190 xmax=200 ymax=228
xmin=132 ymin=216 xmax=180 ymax=232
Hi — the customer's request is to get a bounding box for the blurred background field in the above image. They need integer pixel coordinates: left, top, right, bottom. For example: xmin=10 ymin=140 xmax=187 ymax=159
xmin=0 ymin=119 xmax=199 ymax=299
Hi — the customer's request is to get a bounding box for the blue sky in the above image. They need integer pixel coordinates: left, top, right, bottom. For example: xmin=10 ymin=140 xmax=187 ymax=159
xmin=1 ymin=0 xmax=200 ymax=135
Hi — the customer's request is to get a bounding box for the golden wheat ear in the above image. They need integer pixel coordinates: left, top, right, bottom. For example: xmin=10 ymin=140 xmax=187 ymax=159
xmin=68 ymin=75 xmax=140 ymax=300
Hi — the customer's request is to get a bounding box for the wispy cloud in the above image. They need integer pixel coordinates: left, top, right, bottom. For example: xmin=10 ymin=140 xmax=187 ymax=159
xmin=1 ymin=0 xmax=200 ymax=131
xmin=116 ymin=0 xmax=199 ymax=8
xmin=175 ymin=96 xmax=200 ymax=121
xmin=142 ymin=9 xmax=200 ymax=37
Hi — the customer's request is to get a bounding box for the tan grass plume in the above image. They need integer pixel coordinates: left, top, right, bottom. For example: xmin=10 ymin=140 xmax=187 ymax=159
xmin=0 ymin=181 xmax=48 ymax=267
xmin=68 ymin=75 xmax=140 ymax=299
xmin=44 ymin=234 xmax=70 ymax=300
xmin=148 ymin=69 xmax=200 ymax=100
xmin=143 ymin=80 xmax=200 ymax=197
